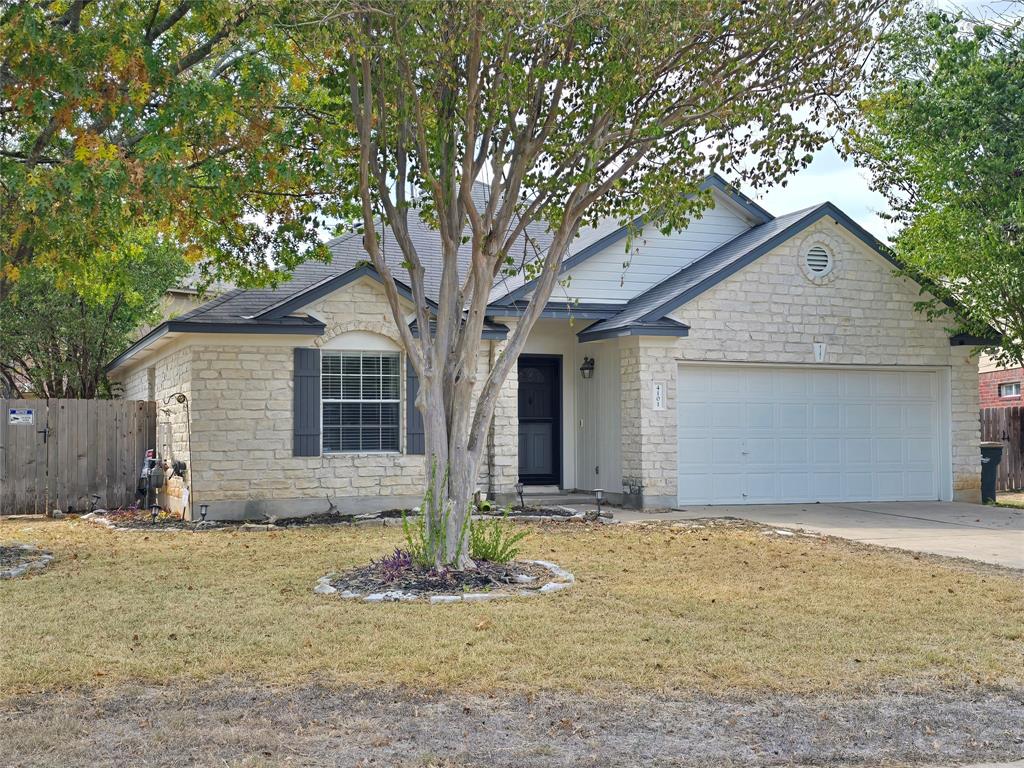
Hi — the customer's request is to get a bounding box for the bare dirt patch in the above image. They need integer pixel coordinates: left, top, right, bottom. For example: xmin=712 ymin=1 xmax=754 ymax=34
xmin=0 ymin=681 xmax=1021 ymax=767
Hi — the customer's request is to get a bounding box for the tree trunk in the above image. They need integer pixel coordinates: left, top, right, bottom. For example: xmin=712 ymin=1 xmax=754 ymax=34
xmin=419 ymin=364 xmax=485 ymax=570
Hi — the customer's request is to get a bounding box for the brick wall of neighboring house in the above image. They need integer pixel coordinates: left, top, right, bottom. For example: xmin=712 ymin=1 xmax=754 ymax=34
xmin=980 ymin=367 xmax=1024 ymax=409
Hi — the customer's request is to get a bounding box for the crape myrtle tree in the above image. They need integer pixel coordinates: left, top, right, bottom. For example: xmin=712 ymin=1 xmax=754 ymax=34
xmin=850 ymin=5 xmax=1024 ymax=366
xmin=312 ymin=0 xmax=890 ymax=568
xmin=0 ymin=0 xmax=354 ymax=300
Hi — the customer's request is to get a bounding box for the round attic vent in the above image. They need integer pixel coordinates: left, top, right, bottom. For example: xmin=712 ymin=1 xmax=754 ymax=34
xmin=805 ymin=245 xmax=833 ymax=276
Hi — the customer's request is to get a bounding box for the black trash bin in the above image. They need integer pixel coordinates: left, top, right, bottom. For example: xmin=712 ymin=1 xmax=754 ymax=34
xmin=980 ymin=442 xmax=1004 ymax=504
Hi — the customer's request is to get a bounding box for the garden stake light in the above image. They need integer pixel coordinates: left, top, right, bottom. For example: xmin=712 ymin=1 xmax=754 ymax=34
xmin=594 ymin=488 xmax=604 ymax=516
xmin=515 ymin=481 xmax=525 ymax=511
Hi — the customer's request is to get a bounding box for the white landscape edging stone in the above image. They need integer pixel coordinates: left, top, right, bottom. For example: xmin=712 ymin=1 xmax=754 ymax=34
xmin=312 ymin=559 xmax=575 ymax=604
xmin=0 ymin=544 xmax=54 ymax=579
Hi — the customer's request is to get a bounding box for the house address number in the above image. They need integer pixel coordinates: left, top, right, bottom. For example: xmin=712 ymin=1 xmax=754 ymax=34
xmin=652 ymin=382 xmax=666 ymax=411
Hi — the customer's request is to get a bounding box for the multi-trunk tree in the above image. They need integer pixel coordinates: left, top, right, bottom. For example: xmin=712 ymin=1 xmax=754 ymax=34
xmin=851 ymin=6 xmax=1024 ymax=366
xmin=301 ymin=0 xmax=890 ymax=567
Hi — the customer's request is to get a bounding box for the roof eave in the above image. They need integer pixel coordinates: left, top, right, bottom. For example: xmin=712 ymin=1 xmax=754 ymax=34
xmin=105 ymin=318 xmax=326 ymax=374
xmin=577 ymin=320 xmax=690 ymax=343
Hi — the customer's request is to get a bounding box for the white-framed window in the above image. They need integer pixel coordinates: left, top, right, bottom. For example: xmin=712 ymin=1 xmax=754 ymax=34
xmin=321 ymin=351 xmax=401 ymax=452
xmin=998 ymin=381 xmax=1021 ymax=398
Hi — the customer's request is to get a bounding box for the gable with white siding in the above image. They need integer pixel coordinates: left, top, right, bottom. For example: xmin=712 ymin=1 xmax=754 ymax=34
xmin=535 ymin=189 xmax=757 ymax=305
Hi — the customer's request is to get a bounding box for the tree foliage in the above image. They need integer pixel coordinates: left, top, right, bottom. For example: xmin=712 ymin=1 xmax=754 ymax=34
xmin=296 ymin=0 xmax=890 ymax=567
xmin=0 ymin=0 xmax=356 ymax=298
xmin=0 ymin=229 xmax=188 ymax=398
xmin=850 ymin=5 xmax=1024 ymax=365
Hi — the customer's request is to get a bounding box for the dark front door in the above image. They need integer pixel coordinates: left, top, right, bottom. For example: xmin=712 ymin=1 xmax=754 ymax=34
xmin=518 ymin=356 xmax=561 ymax=486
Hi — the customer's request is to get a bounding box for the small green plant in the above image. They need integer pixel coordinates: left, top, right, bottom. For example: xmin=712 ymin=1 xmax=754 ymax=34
xmin=403 ymin=460 xmax=470 ymax=568
xmin=469 ymin=507 xmax=528 ymax=563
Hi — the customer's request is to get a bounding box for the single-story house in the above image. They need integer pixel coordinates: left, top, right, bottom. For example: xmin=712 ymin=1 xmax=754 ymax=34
xmin=107 ymin=176 xmax=985 ymax=519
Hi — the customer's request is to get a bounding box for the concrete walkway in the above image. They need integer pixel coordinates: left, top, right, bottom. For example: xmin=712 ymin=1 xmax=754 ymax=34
xmin=616 ymin=501 xmax=1024 ymax=569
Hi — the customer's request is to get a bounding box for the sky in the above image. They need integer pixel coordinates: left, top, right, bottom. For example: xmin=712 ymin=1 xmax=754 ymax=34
xmin=742 ymin=145 xmax=892 ymax=241
xmin=743 ymin=0 xmax=1020 ymax=243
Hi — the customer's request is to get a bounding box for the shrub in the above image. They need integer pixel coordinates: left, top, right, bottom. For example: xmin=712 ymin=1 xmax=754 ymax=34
xmin=373 ymin=548 xmax=414 ymax=582
xmin=469 ymin=509 xmax=528 ymax=563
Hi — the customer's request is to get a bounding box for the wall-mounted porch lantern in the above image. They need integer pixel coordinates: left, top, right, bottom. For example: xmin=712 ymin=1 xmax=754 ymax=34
xmin=580 ymin=357 xmax=595 ymax=379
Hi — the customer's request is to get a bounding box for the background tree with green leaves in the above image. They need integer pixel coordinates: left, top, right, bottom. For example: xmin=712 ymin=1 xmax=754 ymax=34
xmin=850 ymin=4 xmax=1023 ymax=365
xmin=0 ymin=0 xmax=355 ymax=299
xmin=298 ymin=0 xmax=893 ymax=568
xmin=0 ymin=229 xmax=188 ymax=398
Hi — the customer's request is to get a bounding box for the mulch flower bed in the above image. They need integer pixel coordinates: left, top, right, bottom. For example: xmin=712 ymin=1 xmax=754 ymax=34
xmin=0 ymin=544 xmax=54 ymax=579
xmin=315 ymin=552 xmax=575 ymax=603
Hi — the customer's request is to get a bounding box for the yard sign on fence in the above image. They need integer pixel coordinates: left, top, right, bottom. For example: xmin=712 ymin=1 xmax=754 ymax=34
xmin=0 ymin=399 xmax=155 ymax=515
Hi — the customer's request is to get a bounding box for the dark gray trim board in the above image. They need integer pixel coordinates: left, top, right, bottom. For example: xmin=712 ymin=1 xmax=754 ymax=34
xmin=950 ymin=332 xmax=1001 ymax=346
xmin=105 ymin=317 xmax=326 ymax=373
xmin=577 ymin=319 xmax=690 ymax=342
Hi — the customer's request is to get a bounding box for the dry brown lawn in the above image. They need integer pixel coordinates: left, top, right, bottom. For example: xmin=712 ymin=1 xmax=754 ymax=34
xmin=1 ymin=516 xmax=1021 ymax=698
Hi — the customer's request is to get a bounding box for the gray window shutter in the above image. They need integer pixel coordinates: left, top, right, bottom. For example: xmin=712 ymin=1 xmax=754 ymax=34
xmin=406 ymin=362 xmax=425 ymax=455
xmin=293 ymin=348 xmax=321 ymax=457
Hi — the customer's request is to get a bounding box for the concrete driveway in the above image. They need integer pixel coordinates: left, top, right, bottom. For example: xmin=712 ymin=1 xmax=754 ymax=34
xmin=618 ymin=501 xmax=1024 ymax=569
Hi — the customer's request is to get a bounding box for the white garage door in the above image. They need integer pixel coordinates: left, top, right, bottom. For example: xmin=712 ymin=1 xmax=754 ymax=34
xmin=677 ymin=365 xmax=943 ymax=505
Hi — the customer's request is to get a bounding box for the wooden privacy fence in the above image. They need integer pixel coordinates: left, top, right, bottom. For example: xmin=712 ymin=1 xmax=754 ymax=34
xmin=981 ymin=406 xmax=1024 ymax=492
xmin=0 ymin=399 xmax=155 ymax=515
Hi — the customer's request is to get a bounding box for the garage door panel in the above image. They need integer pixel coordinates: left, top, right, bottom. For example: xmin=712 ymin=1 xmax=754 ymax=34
xmin=907 ymin=471 xmax=936 ymax=497
xmin=677 ymin=437 xmax=706 ymax=466
xmin=747 ymin=403 xmax=774 ymax=428
xmin=780 ymin=474 xmax=810 ymax=499
xmin=904 ymin=371 xmax=936 ymax=397
xmin=745 ymin=473 xmax=778 ymax=501
xmin=779 ymin=404 xmax=808 ymax=429
xmin=746 ymin=437 xmax=776 ymax=463
xmin=712 ymin=403 xmax=743 ymax=428
xmin=875 ymin=372 xmax=902 ymax=397
xmin=844 ymin=372 xmax=873 ymax=396
xmin=811 ymin=472 xmax=842 ymax=500
xmin=875 ymin=438 xmax=902 ymax=463
xmin=812 ymin=404 xmax=841 ymax=429
xmin=677 ymin=365 xmax=942 ymax=505
xmin=712 ymin=437 xmax=744 ymax=463
xmin=845 ymin=438 xmax=872 ymax=464
xmin=679 ymin=406 xmax=707 ymax=428
xmin=812 ymin=438 xmax=841 ymax=464
xmin=905 ymin=404 xmax=933 ymax=431
xmin=843 ymin=403 xmax=873 ymax=429
xmin=778 ymin=438 xmax=808 ymax=463
xmin=811 ymin=371 xmax=842 ymax=396
xmin=844 ymin=472 xmax=873 ymax=498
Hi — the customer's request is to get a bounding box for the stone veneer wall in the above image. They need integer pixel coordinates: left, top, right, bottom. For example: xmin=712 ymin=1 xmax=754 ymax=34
xmin=140 ymin=277 xmax=515 ymax=519
xmin=639 ymin=217 xmax=981 ymax=504
xmin=619 ymin=336 xmax=683 ymax=507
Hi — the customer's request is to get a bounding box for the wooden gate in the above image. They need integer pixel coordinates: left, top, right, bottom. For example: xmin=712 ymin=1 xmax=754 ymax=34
xmin=0 ymin=399 xmax=156 ymax=515
xmin=981 ymin=406 xmax=1024 ymax=492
